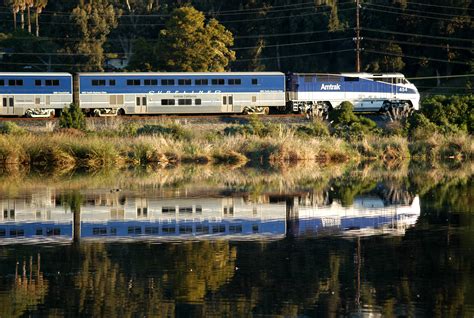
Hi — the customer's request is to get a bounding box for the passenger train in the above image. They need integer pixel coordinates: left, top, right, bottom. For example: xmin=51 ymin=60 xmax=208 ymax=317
xmin=0 ymin=189 xmax=420 ymax=244
xmin=0 ymin=71 xmax=420 ymax=118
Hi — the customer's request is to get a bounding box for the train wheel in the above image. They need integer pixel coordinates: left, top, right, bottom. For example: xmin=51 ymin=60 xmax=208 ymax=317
xmin=117 ymin=108 xmax=125 ymax=116
xmin=262 ymin=107 xmax=270 ymax=115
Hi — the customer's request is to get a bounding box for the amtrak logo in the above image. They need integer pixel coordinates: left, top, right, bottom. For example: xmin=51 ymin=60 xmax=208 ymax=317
xmin=320 ymin=83 xmax=341 ymax=91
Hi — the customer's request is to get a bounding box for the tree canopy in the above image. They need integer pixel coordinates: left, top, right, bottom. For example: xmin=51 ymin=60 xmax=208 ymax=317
xmin=0 ymin=0 xmax=472 ymax=92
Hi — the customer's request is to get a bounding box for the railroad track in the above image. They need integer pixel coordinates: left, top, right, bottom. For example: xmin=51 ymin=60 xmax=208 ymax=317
xmin=0 ymin=113 xmax=306 ymax=122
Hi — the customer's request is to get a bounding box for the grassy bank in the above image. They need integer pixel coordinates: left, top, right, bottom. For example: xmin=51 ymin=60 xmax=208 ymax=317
xmin=0 ymin=126 xmax=471 ymax=170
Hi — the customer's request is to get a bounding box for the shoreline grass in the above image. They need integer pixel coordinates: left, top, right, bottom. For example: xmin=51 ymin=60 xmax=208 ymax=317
xmin=0 ymin=119 xmax=472 ymax=170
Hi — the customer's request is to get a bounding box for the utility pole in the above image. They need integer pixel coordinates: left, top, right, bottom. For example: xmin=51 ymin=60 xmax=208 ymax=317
xmin=355 ymin=0 xmax=361 ymax=72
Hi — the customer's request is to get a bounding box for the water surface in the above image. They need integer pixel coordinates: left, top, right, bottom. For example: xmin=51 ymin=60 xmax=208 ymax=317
xmin=0 ymin=166 xmax=472 ymax=317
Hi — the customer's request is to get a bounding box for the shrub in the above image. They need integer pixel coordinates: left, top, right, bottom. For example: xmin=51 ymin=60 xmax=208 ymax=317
xmin=328 ymin=101 xmax=359 ymax=126
xmin=296 ymin=118 xmax=330 ymax=137
xmin=137 ymin=123 xmax=193 ymax=140
xmin=119 ymin=122 xmax=139 ymax=137
xmin=328 ymin=102 xmax=380 ymax=140
xmin=0 ymin=121 xmax=27 ymax=135
xmin=224 ymin=115 xmax=279 ymax=137
xmin=405 ymin=113 xmax=438 ymax=140
xmin=421 ymin=95 xmax=474 ymax=134
xmin=59 ymin=103 xmax=86 ymax=130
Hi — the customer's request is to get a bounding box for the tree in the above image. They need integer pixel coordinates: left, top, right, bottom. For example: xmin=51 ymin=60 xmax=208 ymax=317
xmin=33 ymin=0 xmax=48 ymax=37
xmin=365 ymin=42 xmax=406 ymax=72
xmin=59 ymin=103 xmax=86 ymax=130
xmin=157 ymin=5 xmax=235 ymax=71
xmin=70 ymin=0 xmax=120 ymax=71
xmin=7 ymin=0 xmax=20 ymax=31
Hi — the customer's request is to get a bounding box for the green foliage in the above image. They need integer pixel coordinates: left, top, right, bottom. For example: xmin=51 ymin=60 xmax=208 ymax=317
xmin=224 ymin=115 xmax=279 ymax=137
xmin=137 ymin=123 xmax=193 ymax=140
xmin=156 ymin=6 xmax=235 ymax=71
xmin=71 ymin=0 xmax=120 ymax=71
xmin=421 ymin=95 xmax=474 ymax=134
xmin=0 ymin=121 xmax=27 ymax=135
xmin=119 ymin=122 xmax=139 ymax=137
xmin=405 ymin=112 xmax=438 ymax=140
xmin=329 ymin=102 xmax=380 ymax=140
xmin=328 ymin=101 xmax=359 ymax=126
xmin=59 ymin=103 xmax=86 ymax=130
xmin=296 ymin=118 xmax=330 ymax=137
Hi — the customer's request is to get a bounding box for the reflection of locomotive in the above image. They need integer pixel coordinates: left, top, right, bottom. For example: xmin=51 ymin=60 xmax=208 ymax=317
xmin=0 ymin=188 xmax=420 ymax=244
xmin=294 ymin=195 xmax=420 ymax=237
xmin=0 ymin=71 xmax=419 ymax=117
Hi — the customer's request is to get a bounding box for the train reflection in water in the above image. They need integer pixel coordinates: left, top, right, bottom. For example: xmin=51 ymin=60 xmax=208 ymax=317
xmin=0 ymin=187 xmax=420 ymax=244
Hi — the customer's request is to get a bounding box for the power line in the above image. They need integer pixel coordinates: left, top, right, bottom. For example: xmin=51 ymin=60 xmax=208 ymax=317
xmin=223 ymin=49 xmax=354 ymax=62
xmin=407 ymin=74 xmax=474 ymax=80
xmin=362 ymin=6 xmax=471 ymax=22
xmin=234 ymin=37 xmax=352 ymax=51
xmin=0 ymin=28 xmax=350 ymax=43
xmin=405 ymin=0 xmax=474 ymax=11
xmin=365 ymin=2 xmax=471 ymax=18
xmin=0 ymin=0 xmax=351 ymax=17
xmin=0 ymin=7 xmax=355 ymax=26
xmin=0 ymin=49 xmax=355 ymax=66
xmin=362 ymin=28 xmax=474 ymax=43
xmin=365 ymin=37 xmax=474 ymax=51
xmin=0 ymin=38 xmax=352 ymax=56
xmin=365 ymin=49 xmax=472 ymax=65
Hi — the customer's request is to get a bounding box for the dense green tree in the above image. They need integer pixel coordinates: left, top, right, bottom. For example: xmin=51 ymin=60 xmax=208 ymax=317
xmin=156 ymin=5 xmax=235 ymax=71
xmin=70 ymin=0 xmax=120 ymax=71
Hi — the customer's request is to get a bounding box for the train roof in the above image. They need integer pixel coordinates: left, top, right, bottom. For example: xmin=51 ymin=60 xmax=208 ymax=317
xmin=291 ymin=72 xmax=406 ymax=78
xmin=0 ymin=72 xmax=72 ymax=77
xmin=77 ymin=72 xmax=285 ymax=76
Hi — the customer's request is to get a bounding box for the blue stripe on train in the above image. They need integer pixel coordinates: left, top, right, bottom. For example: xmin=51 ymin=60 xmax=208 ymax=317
xmin=79 ymin=74 xmax=285 ymax=94
xmin=0 ymin=75 xmax=72 ymax=94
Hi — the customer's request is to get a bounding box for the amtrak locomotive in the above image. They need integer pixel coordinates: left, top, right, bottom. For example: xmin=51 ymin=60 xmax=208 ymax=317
xmin=0 ymin=71 xmax=419 ymax=118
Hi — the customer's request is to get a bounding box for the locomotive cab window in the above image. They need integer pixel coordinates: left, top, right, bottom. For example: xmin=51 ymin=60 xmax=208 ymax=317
xmin=252 ymin=78 xmax=258 ymax=85
xmin=109 ymin=79 xmax=116 ymax=86
xmin=35 ymin=80 xmax=42 ymax=86
xmin=344 ymin=77 xmax=359 ymax=82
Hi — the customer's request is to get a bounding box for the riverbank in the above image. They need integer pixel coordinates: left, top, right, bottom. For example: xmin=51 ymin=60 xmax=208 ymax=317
xmin=0 ymin=124 xmax=472 ymax=170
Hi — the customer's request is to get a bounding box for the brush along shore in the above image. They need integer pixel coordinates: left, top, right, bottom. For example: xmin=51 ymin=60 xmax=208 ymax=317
xmin=0 ymin=119 xmax=471 ymax=170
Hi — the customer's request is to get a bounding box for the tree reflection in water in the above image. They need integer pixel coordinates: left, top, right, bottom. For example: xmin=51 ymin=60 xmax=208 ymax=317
xmin=0 ymin=169 xmax=471 ymax=317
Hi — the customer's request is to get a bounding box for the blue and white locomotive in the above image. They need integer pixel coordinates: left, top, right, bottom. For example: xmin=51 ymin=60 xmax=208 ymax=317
xmin=0 ymin=72 xmax=73 ymax=117
xmin=286 ymin=72 xmax=420 ymax=117
xmin=0 ymin=71 xmax=420 ymax=118
xmin=77 ymin=72 xmax=286 ymax=116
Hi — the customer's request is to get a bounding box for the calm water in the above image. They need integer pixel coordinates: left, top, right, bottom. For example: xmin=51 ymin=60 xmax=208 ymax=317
xmin=0 ymin=166 xmax=472 ymax=317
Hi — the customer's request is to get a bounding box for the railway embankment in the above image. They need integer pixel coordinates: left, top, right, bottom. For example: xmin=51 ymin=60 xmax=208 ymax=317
xmin=0 ymin=112 xmax=472 ymax=171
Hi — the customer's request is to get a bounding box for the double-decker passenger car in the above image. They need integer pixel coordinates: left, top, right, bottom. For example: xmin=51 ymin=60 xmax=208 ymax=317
xmin=0 ymin=72 xmax=73 ymax=117
xmin=76 ymin=72 xmax=286 ymax=116
xmin=286 ymin=72 xmax=420 ymax=117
